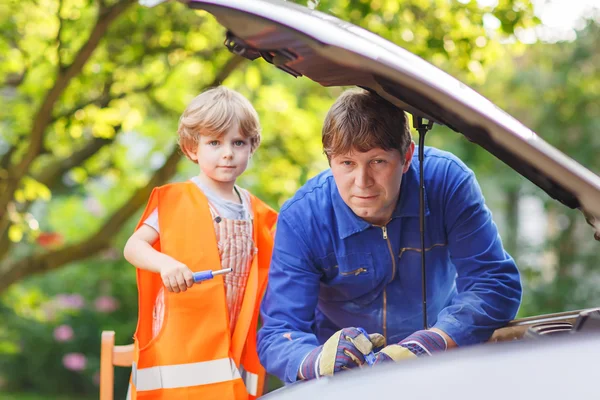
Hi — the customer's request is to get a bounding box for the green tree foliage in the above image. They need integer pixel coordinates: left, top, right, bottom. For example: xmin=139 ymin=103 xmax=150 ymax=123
xmin=0 ymin=0 xmax=539 ymax=292
xmin=482 ymin=20 xmax=600 ymax=316
xmin=292 ymin=0 xmax=539 ymax=84
xmin=13 ymin=0 xmax=600 ymax=396
xmin=0 ymin=0 xmax=245 ymax=291
xmin=0 ymin=256 xmax=136 ymax=397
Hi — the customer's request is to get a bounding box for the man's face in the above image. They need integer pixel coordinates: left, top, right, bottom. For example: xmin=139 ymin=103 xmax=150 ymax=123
xmin=330 ymin=143 xmax=414 ymax=226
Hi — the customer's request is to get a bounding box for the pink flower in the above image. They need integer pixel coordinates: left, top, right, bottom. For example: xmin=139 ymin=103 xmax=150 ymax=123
xmin=42 ymin=302 xmax=57 ymax=321
xmin=94 ymin=296 xmax=119 ymax=313
xmin=84 ymin=196 xmax=104 ymax=217
xmin=93 ymin=371 xmax=101 ymax=386
xmin=63 ymin=353 xmax=87 ymax=372
xmin=99 ymin=247 xmax=120 ymax=261
xmin=55 ymin=294 xmax=85 ymax=310
xmin=53 ymin=325 xmax=74 ymax=342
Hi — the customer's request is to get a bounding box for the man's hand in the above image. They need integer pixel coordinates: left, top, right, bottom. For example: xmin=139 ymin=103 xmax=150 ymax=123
xmin=373 ymin=329 xmax=447 ymax=364
xmin=159 ymin=260 xmax=194 ymax=293
xmin=299 ymin=327 xmax=386 ymax=380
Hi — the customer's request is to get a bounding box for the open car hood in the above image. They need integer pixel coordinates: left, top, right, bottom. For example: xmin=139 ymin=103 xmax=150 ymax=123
xmin=258 ymin=332 xmax=600 ymax=399
xmin=176 ymin=0 xmax=600 ymax=220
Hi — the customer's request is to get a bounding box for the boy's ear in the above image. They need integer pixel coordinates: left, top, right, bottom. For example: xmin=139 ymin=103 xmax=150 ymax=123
xmin=182 ymin=143 xmax=198 ymax=161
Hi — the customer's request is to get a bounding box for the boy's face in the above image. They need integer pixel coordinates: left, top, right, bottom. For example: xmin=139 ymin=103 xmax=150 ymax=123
xmin=330 ymin=142 xmax=414 ymax=226
xmin=187 ymin=123 xmax=252 ymax=185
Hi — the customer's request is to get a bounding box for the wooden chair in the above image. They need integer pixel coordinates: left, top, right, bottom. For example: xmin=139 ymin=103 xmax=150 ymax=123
xmin=100 ymin=331 xmax=134 ymax=400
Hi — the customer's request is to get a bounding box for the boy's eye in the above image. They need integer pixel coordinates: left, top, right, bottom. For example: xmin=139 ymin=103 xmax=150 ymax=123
xmin=341 ymin=161 xmax=353 ymax=166
xmin=234 ymin=140 xmax=247 ymax=147
xmin=208 ymin=140 xmax=219 ymax=146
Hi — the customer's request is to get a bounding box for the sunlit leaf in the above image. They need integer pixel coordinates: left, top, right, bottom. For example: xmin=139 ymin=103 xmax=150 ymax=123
xmin=8 ymin=224 xmax=23 ymax=243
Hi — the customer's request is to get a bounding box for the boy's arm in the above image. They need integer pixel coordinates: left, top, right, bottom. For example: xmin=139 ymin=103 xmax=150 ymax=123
xmin=124 ymin=224 xmax=194 ymax=293
xmin=256 ymin=212 xmax=322 ymax=384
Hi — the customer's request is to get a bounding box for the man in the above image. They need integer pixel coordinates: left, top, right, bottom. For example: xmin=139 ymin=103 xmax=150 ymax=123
xmin=257 ymin=88 xmax=522 ymax=384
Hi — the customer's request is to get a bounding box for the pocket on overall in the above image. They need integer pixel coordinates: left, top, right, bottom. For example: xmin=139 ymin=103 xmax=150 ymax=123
xmin=320 ymin=252 xmax=380 ymax=304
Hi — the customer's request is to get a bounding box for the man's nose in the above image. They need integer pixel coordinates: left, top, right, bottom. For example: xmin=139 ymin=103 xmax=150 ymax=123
xmin=354 ymin=166 xmax=373 ymax=188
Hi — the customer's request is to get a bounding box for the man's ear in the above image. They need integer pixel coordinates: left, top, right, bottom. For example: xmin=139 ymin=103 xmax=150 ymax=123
xmin=325 ymin=151 xmax=332 ymax=167
xmin=402 ymin=141 xmax=415 ymax=173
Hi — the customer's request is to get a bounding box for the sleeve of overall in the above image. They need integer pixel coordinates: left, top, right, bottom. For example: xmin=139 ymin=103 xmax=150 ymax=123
xmin=257 ymin=210 xmax=322 ymax=384
xmin=433 ymin=163 xmax=522 ymax=346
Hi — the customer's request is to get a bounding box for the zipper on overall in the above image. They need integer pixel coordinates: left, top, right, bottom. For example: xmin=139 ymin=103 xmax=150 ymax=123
xmin=340 ymin=267 xmax=368 ymax=276
xmin=380 ymin=223 xmax=395 ymax=341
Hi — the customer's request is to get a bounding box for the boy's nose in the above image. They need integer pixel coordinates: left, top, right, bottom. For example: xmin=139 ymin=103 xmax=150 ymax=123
xmin=222 ymin=145 xmax=234 ymax=158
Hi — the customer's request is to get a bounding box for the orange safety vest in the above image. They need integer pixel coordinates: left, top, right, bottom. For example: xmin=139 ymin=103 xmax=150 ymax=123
xmin=128 ymin=182 xmax=277 ymax=399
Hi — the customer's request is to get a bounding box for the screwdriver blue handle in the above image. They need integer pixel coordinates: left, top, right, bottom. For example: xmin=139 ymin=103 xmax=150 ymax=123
xmin=357 ymin=327 xmax=376 ymax=366
xmin=192 ymin=271 xmax=213 ymax=283
xmin=192 ymin=267 xmax=233 ymax=283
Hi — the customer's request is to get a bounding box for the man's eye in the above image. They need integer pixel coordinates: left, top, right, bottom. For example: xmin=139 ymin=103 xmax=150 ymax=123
xmin=372 ymin=159 xmax=386 ymax=164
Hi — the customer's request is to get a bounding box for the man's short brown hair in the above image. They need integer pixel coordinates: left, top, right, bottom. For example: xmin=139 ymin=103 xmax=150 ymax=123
xmin=322 ymin=88 xmax=412 ymax=159
xmin=177 ymin=86 xmax=261 ymax=163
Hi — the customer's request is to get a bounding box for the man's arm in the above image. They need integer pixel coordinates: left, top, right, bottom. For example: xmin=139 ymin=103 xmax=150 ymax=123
xmin=430 ymin=328 xmax=457 ymax=349
xmin=433 ymin=162 xmax=522 ymax=346
xmin=257 ymin=211 xmax=322 ymax=384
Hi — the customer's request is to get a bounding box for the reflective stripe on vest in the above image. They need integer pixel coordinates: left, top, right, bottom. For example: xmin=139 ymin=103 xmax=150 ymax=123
xmin=133 ymin=358 xmax=258 ymax=396
xmin=239 ymin=364 xmax=259 ymax=396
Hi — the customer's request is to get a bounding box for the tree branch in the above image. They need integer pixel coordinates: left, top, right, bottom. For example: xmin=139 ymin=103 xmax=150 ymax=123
xmin=4 ymin=71 xmax=28 ymax=88
xmin=38 ymin=136 xmax=116 ymax=188
xmin=129 ymin=46 xmax=218 ymax=61
xmin=0 ymin=136 xmax=116 ymax=261
xmin=51 ymin=81 xmax=123 ymax=124
xmin=212 ymin=54 xmax=246 ymax=86
xmin=1 ymin=147 xmax=16 ymax=170
xmin=0 ymin=54 xmax=245 ymax=292
xmin=57 ymin=0 xmax=65 ymax=69
xmin=0 ymin=216 xmax=11 ymax=263
xmin=0 ymin=145 xmax=182 ymax=292
xmin=0 ymin=0 xmax=136 ymax=222
xmin=51 ymin=65 xmax=178 ymax=124
xmin=3 ymin=33 xmax=30 ymax=88
xmin=146 ymin=54 xmax=245 ymax=115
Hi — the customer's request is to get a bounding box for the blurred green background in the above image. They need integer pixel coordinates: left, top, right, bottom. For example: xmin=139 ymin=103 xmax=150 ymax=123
xmin=1 ymin=0 xmax=599 ymax=398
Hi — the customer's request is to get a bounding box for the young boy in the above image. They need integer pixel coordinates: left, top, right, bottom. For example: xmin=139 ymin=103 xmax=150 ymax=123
xmin=124 ymin=86 xmax=277 ymax=400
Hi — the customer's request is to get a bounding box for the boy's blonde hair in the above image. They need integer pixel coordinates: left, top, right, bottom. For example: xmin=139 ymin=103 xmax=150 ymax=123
xmin=177 ymin=86 xmax=261 ymax=162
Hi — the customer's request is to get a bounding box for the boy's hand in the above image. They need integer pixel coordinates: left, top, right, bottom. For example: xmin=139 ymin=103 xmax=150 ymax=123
xmin=160 ymin=261 xmax=195 ymax=293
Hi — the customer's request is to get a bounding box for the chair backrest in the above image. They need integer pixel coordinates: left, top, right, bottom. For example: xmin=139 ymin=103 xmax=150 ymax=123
xmin=100 ymin=330 xmax=134 ymax=400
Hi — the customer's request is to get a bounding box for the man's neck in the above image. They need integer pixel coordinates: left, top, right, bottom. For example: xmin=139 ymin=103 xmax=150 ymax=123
xmin=369 ymin=188 xmax=402 ymax=226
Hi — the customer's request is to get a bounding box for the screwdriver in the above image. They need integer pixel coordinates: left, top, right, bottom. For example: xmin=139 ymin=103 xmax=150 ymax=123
xmin=192 ymin=267 xmax=233 ymax=283
xmin=357 ymin=327 xmax=377 ymax=366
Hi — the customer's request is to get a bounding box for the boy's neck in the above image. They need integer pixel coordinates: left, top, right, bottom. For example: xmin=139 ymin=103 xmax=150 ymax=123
xmin=196 ymin=174 xmax=240 ymax=203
